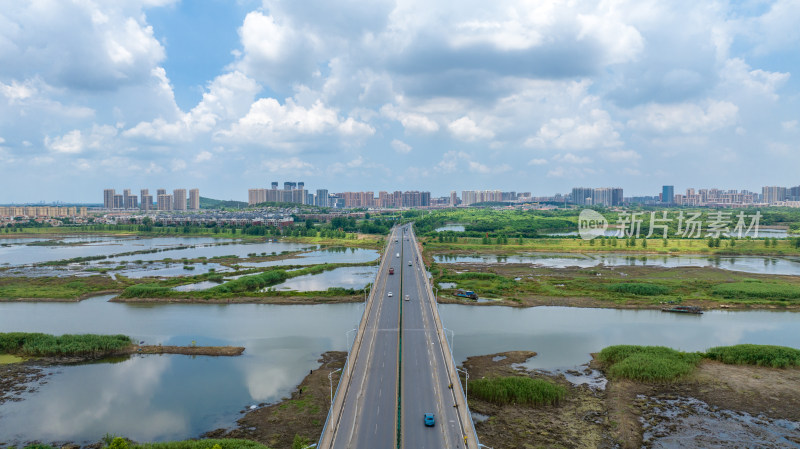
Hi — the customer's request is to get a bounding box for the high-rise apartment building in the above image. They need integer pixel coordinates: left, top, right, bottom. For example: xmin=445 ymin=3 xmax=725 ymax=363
xmin=140 ymin=189 xmax=151 ymax=211
xmin=189 ymin=189 xmax=200 ymax=210
xmin=157 ymin=194 xmax=173 ymax=211
xmin=762 ymin=186 xmax=787 ymax=204
xmin=570 ymin=187 xmax=593 ymax=205
xmin=450 ymin=191 xmax=458 ymax=206
xmin=315 ymin=189 xmax=329 ymax=207
xmin=141 ymin=194 xmax=153 ymax=211
xmin=173 ymin=189 xmax=187 ymax=211
xmin=611 ymin=188 xmax=624 ymax=206
xmin=121 ymin=189 xmax=137 ymax=209
xmin=570 ymin=187 xmax=623 ymax=206
xmin=662 ymin=186 xmax=675 ymax=204
xmin=790 ymin=186 xmax=800 ymax=202
xmin=113 ymin=194 xmax=124 ymax=209
xmin=249 ymin=182 xmax=310 ymax=205
xmin=461 ymin=190 xmax=502 ymax=206
xmin=249 ymin=189 xmax=267 ymax=205
xmin=103 ymin=189 xmax=115 ymax=209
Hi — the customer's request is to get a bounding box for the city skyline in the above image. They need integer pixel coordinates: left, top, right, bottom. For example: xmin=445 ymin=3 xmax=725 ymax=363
xmin=1 ymin=2 xmax=800 ymax=202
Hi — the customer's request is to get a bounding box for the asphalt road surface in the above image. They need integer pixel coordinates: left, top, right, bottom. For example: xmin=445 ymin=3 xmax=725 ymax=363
xmin=324 ymin=224 xmax=473 ymax=448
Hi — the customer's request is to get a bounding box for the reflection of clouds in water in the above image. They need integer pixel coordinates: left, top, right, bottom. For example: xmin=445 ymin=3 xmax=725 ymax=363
xmin=274 ymin=266 xmax=377 ymax=291
xmin=239 ymin=336 xmax=334 ymax=403
xmin=10 ymin=356 xmax=187 ymax=441
xmin=434 ymin=253 xmax=800 ymax=275
xmin=442 ymin=306 xmax=800 ymax=370
xmin=708 ymin=319 xmax=781 ymax=348
xmin=244 ymin=363 xmax=293 ymax=401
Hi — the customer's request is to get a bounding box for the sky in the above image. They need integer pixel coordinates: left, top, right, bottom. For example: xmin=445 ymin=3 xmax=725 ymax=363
xmin=1 ymin=0 xmax=799 ymax=203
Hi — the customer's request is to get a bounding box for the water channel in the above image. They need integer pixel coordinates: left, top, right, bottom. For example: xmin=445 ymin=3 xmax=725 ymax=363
xmin=0 ymin=236 xmax=315 ymax=267
xmin=1 ymin=297 xmax=799 ymax=444
xmin=434 ymin=252 xmax=800 ymax=275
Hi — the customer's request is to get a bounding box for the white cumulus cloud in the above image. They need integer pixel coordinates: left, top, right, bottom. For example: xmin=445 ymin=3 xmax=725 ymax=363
xmin=391 ymin=139 xmax=412 ymax=153
xmin=448 ymin=116 xmax=494 ymax=141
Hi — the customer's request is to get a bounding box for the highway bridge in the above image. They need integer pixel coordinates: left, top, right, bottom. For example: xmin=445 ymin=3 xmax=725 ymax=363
xmin=318 ymin=224 xmax=479 ymax=449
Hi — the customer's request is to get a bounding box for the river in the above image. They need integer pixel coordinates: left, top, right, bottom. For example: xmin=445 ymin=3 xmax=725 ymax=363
xmin=1 ymin=296 xmax=799 ymax=444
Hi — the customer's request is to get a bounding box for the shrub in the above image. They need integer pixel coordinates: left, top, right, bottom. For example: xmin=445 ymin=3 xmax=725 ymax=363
xmin=599 ymin=345 xmax=702 ymax=382
xmin=469 ymin=376 xmax=566 ymax=406
xmin=607 ymin=283 xmax=670 ymax=296
xmin=292 ymin=435 xmax=312 ymax=449
xmin=108 ymin=438 xmax=129 ymax=449
xmin=705 ymin=344 xmax=800 ymax=368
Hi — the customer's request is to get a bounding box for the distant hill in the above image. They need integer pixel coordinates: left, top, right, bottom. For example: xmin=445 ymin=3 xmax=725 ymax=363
xmin=199 ymin=196 xmax=249 ymax=210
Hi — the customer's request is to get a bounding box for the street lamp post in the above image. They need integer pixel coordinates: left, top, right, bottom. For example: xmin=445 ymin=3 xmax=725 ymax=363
xmin=443 ymin=327 xmax=454 ymax=356
xmin=433 ymin=286 xmax=438 ymax=303
xmin=328 ymin=368 xmax=342 ymax=403
xmin=456 ymin=367 xmax=469 ymax=404
xmin=345 ymin=328 xmax=357 ymax=355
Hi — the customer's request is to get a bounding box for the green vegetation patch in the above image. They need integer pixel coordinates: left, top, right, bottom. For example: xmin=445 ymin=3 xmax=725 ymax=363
xmin=599 ymin=345 xmax=702 ymax=382
xmin=120 ymin=283 xmax=174 ymax=298
xmin=607 ymin=282 xmax=671 ymax=296
xmin=0 ymin=332 xmax=131 ymax=357
xmin=0 ymin=353 xmax=24 ymax=364
xmin=208 ymin=269 xmax=290 ymax=294
xmin=711 ymin=280 xmax=800 ymax=301
xmin=469 ymin=376 xmax=566 ymax=406
xmin=0 ymin=275 xmax=119 ymax=300
xmin=131 ymin=439 xmax=271 ymax=449
xmin=705 ymin=344 xmax=800 ymax=368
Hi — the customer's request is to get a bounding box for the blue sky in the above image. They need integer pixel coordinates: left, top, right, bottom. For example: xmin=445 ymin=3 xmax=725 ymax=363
xmin=1 ymin=0 xmax=799 ymax=203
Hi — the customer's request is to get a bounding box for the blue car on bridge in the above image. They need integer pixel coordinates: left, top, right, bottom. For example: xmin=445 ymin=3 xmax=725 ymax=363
xmin=424 ymin=413 xmax=435 ymax=427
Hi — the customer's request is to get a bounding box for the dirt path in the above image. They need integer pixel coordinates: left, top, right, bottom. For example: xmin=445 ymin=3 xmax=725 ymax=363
xmin=121 ymin=345 xmax=245 ymax=356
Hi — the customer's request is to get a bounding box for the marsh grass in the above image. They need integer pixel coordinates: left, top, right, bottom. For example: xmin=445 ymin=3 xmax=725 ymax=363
xmin=607 ymin=283 xmax=671 ymax=296
xmin=705 ymin=344 xmax=800 ymax=368
xmin=711 ymin=280 xmax=800 ymax=301
xmin=0 ymin=332 xmax=131 ymax=357
xmin=469 ymin=376 xmax=566 ymax=406
xmin=599 ymin=345 xmax=703 ymax=382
